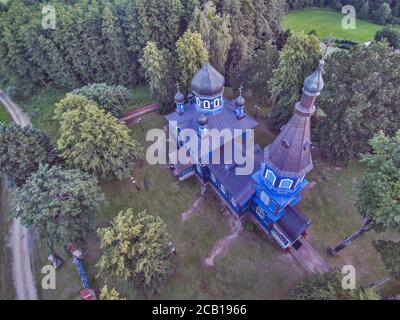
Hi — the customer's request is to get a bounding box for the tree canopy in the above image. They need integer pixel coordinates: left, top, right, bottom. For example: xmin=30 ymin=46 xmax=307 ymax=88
xmin=72 ymin=83 xmax=132 ymax=118
xmin=0 ymin=123 xmax=60 ymax=187
xmin=13 ymin=164 xmax=105 ymax=251
xmin=374 ymin=239 xmax=400 ymax=280
xmin=268 ymin=31 xmax=320 ymax=130
xmin=290 ymin=272 xmax=380 ymax=300
xmin=55 ymin=95 xmax=143 ymax=179
xmin=316 ymin=42 xmax=400 ymax=165
xmin=96 ymin=209 xmax=173 ymax=297
xmin=356 ymin=130 xmax=400 ymax=232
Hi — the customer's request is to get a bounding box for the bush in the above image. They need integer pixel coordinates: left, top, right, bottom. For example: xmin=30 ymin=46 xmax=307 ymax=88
xmin=72 ymin=83 xmax=132 ymax=117
xmin=375 ymin=26 xmax=400 ymax=49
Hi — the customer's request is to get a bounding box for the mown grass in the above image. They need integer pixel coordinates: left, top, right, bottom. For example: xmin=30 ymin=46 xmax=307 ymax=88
xmin=0 ymin=102 xmax=10 ymax=123
xmin=283 ymin=8 xmax=400 ymax=42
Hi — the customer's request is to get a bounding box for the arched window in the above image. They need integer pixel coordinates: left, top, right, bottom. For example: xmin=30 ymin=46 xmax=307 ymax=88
xmin=203 ymin=100 xmax=210 ymax=109
xmin=196 ymin=97 xmax=201 ymax=106
xmin=231 ymin=197 xmax=237 ymax=208
xmin=279 ymin=179 xmax=293 ymax=189
xmin=220 ymin=184 xmax=226 ymax=195
xmin=265 ymin=169 xmax=276 ymax=186
xmin=214 ymin=98 xmax=220 ymax=108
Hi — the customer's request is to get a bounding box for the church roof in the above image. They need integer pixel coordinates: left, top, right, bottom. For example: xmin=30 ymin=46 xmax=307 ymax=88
xmin=190 ymin=63 xmax=225 ymax=97
xmin=276 ymin=206 xmax=311 ymax=243
xmin=264 ymin=111 xmax=313 ymax=179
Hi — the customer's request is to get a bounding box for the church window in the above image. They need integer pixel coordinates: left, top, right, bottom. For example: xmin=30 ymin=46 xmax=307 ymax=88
xmin=196 ymin=97 xmax=200 ymax=106
xmin=231 ymin=197 xmax=237 ymax=207
xmin=203 ymin=100 xmax=210 ymax=109
xmin=260 ymin=191 xmax=270 ymax=206
xmin=279 ymin=179 xmax=293 ymax=189
xmin=214 ymin=98 xmax=220 ymax=108
xmin=256 ymin=206 xmax=265 ymax=219
xmin=265 ymin=169 xmax=276 ymax=185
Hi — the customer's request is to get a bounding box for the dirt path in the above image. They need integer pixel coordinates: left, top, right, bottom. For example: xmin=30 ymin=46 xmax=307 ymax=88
xmin=204 ymin=215 xmax=241 ymax=267
xmin=0 ymin=90 xmax=38 ymax=300
xmin=289 ymin=237 xmax=330 ymax=274
xmin=181 ymin=185 xmax=206 ymax=221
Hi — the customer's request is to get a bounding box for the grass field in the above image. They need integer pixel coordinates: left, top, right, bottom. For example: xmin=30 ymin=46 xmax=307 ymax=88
xmin=283 ymin=8 xmax=398 ymax=42
xmin=0 ymin=102 xmax=10 ymax=123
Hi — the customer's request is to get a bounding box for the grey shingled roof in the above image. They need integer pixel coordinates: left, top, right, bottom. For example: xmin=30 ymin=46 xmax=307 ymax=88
xmin=207 ymin=144 xmax=263 ymax=207
xmin=190 ymin=63 xmax=225 ymax=97
xmin=264 ymin=111 xmax=313 ymax=179
xmin=276 ymin=206 xmax=311 ymax=243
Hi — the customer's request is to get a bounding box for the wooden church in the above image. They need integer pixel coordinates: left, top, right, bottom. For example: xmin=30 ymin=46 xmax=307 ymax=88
xmin=165 ymin=60 xmax=325 ymax=250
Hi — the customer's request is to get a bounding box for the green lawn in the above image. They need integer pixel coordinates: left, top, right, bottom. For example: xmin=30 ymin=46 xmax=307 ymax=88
xmin=283 ymin=8 xmax=398 ymax=42
xmin=0 ymin=102 xmax=10 ymax=123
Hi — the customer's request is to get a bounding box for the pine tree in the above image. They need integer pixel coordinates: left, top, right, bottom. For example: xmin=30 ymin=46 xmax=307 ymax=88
xmin=193 ymin=1 xmax=232 ymax=74
xmin=140 ymin=41 xmax=177 ymax=111
xmin=96 ymin=209 xmax=173 ymax=297
xmin=176 ymin=30 xmax=209 ymax=91
xmin=268 ymin=32 xmax=320 ymax=130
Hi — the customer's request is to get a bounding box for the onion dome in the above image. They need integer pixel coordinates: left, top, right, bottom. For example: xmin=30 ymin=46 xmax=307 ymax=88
xmin=174 ymin=91 xmax=185 ymax=104
xmin=190 ymin=63 xmax=225 ymax=97
xmin=303 ymin=59 xmax=325 ymax=97
xmin=235 ymin=95 xmax=245 ymax=107
xmin=197 ymin=114 xmax=208 ymax=126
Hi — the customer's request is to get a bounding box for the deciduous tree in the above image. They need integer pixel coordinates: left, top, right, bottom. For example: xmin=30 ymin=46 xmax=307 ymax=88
xmin=96 ymin=209 xmax=173 ymax=297
xmin=13 ymin=164 xmax=105 ymax=251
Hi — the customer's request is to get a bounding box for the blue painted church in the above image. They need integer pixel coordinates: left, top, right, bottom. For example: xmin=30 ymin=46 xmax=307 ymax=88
xmin=165 ymin=60 xmax=325 ymax=250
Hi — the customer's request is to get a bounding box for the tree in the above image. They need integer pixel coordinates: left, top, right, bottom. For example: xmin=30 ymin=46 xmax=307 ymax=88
xmin=0 ymin=123 xmax=60 ymax=187
xmin=139 ymin=0 xmax=183 ymax=51
xmin=233 ymin=41 xmax=279 ymax=106
xmin=99 ymin=285 xmax=126 ymax=300
xmin=374 ymin=240 xmax=400 ymax=280
xmin=180 ymin=0 xmax=200 ymax=31
xmin=290 ymin=272 xmax=380 ymax=300
xmin=268 ymin=32 xmax=320 ymax=130
xmin=329 ymin=130 xmax=400 ymax=255
xmin=359 ymin=1 xmax=370 ymax=19
xmin=13 ymin=164 xmax=105 ymax=251
xmin=140 ymin=41 xmax=177 ymax=111
xmin=56 ymin=96 xmax=143 ymax=179
xmin=96 ymin=209 xmax=173 ymax=297
xmin=316 ymin=42 xmax=400 ymax=165
xmin=374 ymin=2 xmax=392 ymax=24
xmin=176 ymin=30 xmax=209 ymax=91
xmin=72 ymin=83 xmax=133 ymax=118
xmin=375 ymin=26 xmax=400 ymax=49
xmin=193 ymin=1 xmax=232 ymax=74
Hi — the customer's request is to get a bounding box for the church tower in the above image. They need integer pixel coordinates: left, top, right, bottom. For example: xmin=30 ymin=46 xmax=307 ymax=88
xmin=251 ymin=60 xmax=325 ymax=248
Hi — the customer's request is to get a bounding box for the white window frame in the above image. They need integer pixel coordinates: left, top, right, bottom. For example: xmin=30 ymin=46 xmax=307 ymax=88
xmin=196 ymin=97 xmax=201 ymax=106
xmin=203 ymin=100 xmax=210 ymax=109
xmin=220 ymin=184 xmax=226 ymax=195
xmin=230 ymin=197 xmax=237 ymax=207
xmin=279 ymin=178 xmax=293 ymax=189
xmin=265 ymin=169 xmax=276 ymax=185
xmin=256 ymin=206 xmax=265 ymax=219
xmin=210 ymin=172 xmax=217 ymax=184
xmin=260 ymin=191 xmax=270 ymax=206
xmin=214 ymin=98 xmax=220 ymax=108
